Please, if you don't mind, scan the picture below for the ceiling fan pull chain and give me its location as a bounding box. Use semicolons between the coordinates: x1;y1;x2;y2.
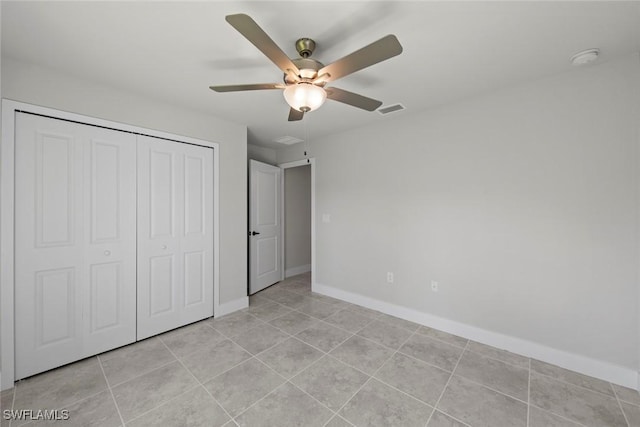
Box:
304;120;308;161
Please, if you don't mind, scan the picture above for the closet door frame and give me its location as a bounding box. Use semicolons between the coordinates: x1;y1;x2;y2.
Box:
0;99;220;390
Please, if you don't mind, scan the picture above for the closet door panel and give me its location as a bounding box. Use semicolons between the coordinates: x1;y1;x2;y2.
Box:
137;136;213;339
15;114;137;379
82;130;137;356
137;136;184;339
181;144;214;324
15;114;85;379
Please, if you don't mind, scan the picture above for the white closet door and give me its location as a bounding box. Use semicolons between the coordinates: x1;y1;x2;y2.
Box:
15;113;136;379
81;126;137;356
137;135;213;339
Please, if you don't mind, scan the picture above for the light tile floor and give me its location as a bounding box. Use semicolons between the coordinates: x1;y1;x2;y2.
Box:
2;272;639;426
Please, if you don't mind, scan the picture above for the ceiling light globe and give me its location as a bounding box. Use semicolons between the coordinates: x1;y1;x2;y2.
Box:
283;83;327;113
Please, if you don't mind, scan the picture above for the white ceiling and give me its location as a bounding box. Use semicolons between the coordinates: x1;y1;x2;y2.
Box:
3;1;640;149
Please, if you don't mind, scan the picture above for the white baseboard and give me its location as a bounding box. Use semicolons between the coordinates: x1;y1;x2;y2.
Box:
313;282;638;390
285;264;311;278
216;296;248;317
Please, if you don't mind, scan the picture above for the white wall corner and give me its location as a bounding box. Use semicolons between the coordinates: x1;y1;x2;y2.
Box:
285;264;311;279
313;282;639;390
216;296;249;317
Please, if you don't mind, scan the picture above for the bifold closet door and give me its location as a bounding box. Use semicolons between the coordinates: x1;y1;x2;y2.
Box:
137;135;214;339
15;113;137;380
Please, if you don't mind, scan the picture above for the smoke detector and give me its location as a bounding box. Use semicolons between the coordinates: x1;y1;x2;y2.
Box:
570;49;599;66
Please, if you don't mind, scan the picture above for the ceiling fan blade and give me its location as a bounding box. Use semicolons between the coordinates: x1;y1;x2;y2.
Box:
209;83;284;92
226;14;300;75
288;108;304;121
325;87;382;111
318;35;402;82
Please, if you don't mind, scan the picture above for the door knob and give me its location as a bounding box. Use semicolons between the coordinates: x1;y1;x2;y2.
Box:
104;250;111;256
251;231;260;236
161;245;167;250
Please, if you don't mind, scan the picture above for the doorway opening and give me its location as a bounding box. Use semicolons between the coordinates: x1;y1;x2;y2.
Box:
281;162;312;282
248;158;315;295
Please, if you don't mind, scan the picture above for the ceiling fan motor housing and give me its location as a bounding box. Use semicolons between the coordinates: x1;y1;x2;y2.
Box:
284;58;325;84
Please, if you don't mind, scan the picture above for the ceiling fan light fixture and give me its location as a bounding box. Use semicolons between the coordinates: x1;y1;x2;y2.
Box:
283;83;327;112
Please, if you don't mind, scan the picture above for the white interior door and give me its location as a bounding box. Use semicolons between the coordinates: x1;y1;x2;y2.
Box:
15;113;137;379
249;160;282;294
137;135;214;339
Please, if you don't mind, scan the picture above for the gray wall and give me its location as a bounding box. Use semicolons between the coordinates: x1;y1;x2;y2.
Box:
278;54;640;371
248;144;277;165
285;165;311;274
2;58;248;305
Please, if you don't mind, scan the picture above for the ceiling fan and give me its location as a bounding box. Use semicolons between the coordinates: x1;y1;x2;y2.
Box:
209;14;403;121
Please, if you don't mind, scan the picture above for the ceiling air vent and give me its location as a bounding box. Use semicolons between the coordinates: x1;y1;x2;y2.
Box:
273;135;304;145
378;103;405;115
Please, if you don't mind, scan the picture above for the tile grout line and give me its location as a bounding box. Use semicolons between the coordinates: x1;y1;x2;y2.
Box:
323;414;356;427
268;283;536;374
97;355;126;427
300;325;358;356
424;340;470;427
209;319;339;424
10;283;303;427
233;299;428;426
227;364;335;425
123;383;204;425
267;282;541;378
330;325;425;425
267;284;536;382
618;396;640;408
311;335;459;410
321;348;449;408
321;348;438;410
11;363;116;427
106;357;179;389
9;386;16;427
258;284;485;422
372;305;621;406
432;364;530;406
225;329;342;422
227;380;287;421
461;345;530;371
354;332;463;378
431;410;474;427
530;369;622;401
611;382;632;427
158;338;237;424
197;283;623;427
526;357;531;427
528;404;588;427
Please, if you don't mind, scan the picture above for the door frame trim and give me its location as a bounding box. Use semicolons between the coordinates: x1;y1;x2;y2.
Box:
0;99;220;390
278;158;315;287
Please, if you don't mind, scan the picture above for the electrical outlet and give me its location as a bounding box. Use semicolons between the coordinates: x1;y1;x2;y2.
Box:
431;280;439;292
387;272;394;284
